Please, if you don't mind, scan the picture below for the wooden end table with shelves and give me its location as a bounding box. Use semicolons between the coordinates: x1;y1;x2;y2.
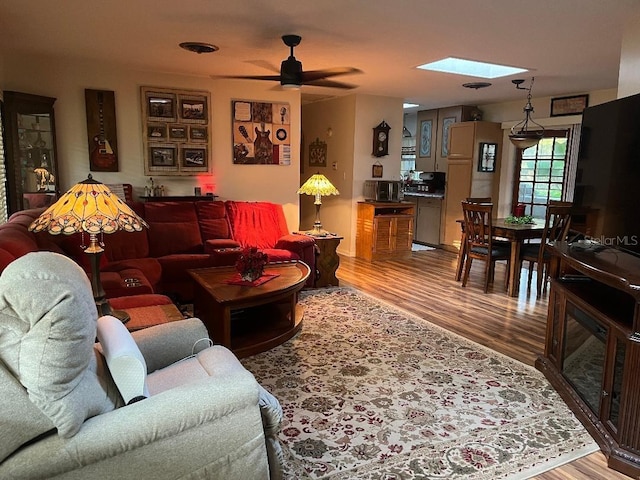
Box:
300;232;343;287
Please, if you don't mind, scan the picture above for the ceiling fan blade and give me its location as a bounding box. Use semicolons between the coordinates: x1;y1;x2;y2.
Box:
304;78;358;89
212;74;282;81
300;67;362;82
245;60;280;73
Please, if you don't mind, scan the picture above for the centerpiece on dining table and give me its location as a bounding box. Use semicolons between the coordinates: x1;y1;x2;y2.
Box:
505;203;534;224
235;246;268;282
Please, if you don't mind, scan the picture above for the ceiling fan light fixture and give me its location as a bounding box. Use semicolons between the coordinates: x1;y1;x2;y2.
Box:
280;56;303;88
179;42;219;54
509;77;544;149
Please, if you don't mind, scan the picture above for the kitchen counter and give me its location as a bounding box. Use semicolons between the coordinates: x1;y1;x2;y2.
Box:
403;192;445;199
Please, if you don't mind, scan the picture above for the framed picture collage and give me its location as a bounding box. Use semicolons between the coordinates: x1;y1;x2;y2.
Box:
141;86;211;176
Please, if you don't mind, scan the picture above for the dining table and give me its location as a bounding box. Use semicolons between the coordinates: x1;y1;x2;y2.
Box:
455;218;545;297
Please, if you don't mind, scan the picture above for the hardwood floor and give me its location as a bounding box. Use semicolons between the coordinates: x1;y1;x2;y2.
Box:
334;248;630;480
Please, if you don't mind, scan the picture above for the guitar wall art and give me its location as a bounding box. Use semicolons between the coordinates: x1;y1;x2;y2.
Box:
85;89;119;172
232;100;291;165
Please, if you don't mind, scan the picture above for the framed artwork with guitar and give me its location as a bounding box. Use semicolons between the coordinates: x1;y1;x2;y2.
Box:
85;89;119;172
232;100;291;165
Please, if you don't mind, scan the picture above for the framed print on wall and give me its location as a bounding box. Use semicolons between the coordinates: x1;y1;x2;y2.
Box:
419;119;432;158
232;100;291;165
85;89;119;172
441;117;456;158
147;124;168;141
141;86;211;175
168;124;187;140
149;144;178;171
478;142;497;172
308;138;327;167
180;145;208;172
550;94;589;117
189;126;208;142
179;94;208;123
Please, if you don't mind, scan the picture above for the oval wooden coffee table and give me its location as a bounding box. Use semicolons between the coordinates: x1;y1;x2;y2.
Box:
188;261;310;358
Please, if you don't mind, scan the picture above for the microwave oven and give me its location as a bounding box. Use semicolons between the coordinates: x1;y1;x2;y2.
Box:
363;180;403;202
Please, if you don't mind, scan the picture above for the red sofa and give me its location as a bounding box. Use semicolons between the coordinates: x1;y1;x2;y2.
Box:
0;200;316;302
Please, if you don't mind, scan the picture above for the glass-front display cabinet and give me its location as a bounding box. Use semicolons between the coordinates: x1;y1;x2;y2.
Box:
2;91;59;214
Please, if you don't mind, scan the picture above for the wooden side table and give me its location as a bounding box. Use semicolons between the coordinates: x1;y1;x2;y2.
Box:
306;233;343;287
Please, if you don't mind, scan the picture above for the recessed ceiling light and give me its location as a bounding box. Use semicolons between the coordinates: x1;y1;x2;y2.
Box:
179;42;219;54
417;57;527;79
403;103;419;109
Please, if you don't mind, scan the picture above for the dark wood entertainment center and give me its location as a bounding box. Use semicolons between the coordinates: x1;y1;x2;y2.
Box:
536;241;640;478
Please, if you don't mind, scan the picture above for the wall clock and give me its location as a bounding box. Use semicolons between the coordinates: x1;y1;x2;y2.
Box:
372;120;390;157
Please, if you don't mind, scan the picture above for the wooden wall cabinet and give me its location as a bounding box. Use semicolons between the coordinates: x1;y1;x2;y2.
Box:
536;242;640;479
415;109;438;172
356;202;414;261
441;121;502;248
436;105;477;171
415;106;476;173
2;91;60;214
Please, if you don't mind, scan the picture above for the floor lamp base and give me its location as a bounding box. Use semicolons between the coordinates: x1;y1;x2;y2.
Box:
96;298;131;324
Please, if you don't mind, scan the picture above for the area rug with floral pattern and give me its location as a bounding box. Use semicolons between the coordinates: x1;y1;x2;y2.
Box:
241;287;598;479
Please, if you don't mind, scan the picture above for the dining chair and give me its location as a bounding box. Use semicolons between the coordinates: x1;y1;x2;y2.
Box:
455;198;493;281
520;201;573;297
460;201;511;293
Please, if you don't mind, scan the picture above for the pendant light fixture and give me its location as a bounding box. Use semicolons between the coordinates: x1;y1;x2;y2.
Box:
509;77;544;149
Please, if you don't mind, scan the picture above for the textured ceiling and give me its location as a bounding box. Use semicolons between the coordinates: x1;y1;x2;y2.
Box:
1;0;639;109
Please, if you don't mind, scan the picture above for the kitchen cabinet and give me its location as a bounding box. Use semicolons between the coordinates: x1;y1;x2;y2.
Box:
436;105;477;172
536;242;640;478
356;202;414;261
415;109;438;172
2;91;60;214
415;105;476;173
404;196;419;241
442;121;502;249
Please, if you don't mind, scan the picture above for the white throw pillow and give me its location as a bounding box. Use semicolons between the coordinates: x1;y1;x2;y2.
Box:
97;315;149;404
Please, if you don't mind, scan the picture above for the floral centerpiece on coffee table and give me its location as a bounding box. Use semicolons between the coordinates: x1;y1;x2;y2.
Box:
235;246;268;282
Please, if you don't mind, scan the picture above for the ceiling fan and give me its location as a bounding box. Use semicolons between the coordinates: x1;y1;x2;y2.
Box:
222;35;362;89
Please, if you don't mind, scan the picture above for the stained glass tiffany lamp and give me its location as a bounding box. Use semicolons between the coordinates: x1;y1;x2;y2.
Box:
297;173;339;235
29;174;149;320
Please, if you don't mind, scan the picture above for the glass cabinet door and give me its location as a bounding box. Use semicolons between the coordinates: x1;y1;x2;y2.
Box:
561;300;607;416
2;91;59;214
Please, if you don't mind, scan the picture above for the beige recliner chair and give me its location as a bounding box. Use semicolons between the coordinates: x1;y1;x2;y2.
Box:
0;251;283;479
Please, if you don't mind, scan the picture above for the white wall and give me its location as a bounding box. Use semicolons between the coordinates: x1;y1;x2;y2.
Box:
301;95;356;243
301;93;403;256
350;95;404;254
1;53;302;229
619;12;640;98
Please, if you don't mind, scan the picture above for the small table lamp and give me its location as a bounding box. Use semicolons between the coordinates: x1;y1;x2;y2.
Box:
29;174;149;321
297;173;339;235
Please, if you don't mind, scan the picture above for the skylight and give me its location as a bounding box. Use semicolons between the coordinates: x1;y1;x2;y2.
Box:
417;57;528;79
